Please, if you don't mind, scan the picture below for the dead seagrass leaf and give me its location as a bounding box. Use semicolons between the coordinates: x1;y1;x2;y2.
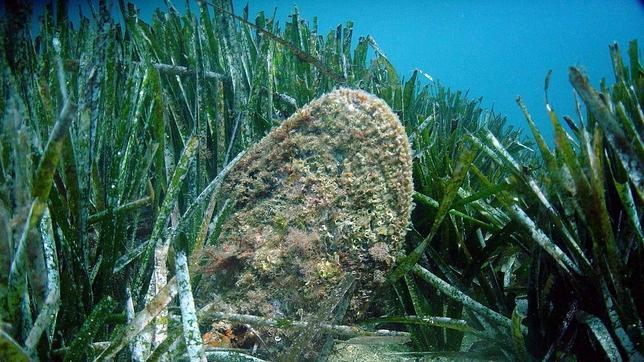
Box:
197;88;413;357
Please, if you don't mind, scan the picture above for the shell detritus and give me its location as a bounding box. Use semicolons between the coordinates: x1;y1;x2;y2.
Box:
197;88;413;357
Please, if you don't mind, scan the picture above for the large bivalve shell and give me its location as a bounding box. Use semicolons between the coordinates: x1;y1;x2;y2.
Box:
197;88;413;358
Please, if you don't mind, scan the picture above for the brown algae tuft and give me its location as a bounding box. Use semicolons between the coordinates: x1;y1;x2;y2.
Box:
197;88;413;355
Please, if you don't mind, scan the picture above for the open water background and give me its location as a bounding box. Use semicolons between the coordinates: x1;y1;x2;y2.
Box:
24;0;644;141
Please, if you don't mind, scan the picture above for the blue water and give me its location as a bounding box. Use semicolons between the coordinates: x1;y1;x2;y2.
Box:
26;0;643;141
236;0;643;141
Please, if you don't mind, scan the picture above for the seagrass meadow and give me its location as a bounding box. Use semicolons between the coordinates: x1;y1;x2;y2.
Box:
0;0;642;361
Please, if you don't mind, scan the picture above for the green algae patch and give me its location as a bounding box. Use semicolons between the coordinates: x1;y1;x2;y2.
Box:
197;88;413;356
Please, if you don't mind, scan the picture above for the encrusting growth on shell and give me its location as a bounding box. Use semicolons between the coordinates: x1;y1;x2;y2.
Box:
197;88;413;358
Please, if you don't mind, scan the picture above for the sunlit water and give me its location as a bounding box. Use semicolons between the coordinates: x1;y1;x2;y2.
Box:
26;0;644;141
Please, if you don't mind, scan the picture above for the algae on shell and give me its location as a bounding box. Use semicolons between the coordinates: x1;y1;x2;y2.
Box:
197;88;413;357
